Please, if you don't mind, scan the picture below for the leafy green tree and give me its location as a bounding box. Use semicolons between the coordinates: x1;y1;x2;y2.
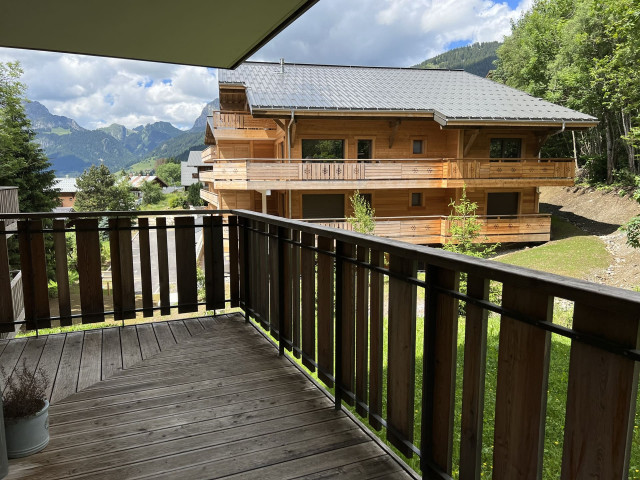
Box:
75;164;135;211
156;162;181;186
443;186;498;258
139;180;164;206
187;182;204;206
168;191;188;209
0;61;58;213
346;191;375;235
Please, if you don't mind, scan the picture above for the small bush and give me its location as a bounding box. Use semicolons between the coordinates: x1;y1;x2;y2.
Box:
2;360;49;418
168;192;189;209
624;216;640;249
347;191;375;235
47;280;58;299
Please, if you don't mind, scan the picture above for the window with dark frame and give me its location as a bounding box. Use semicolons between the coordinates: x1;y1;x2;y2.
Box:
411;192;422;207
412;139;423;155
357;140;372;160
490;138;522;159
301;139;344;159
360;193;372;208
486;192;520;216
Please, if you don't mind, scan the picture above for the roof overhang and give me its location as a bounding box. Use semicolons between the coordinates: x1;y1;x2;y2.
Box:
0;0;317;69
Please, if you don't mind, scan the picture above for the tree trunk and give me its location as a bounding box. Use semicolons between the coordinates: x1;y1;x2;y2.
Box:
620;111;635;173
604;113;615;184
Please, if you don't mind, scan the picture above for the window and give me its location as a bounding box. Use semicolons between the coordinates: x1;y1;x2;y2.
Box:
490;138;522;158
357;140;372;160
487;192;520;216
360;193;372;208
412;139;423;155
411;192;422;207
301;139;344;159
302;194;345;219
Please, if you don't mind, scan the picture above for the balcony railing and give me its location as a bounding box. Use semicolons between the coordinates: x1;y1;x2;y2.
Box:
0;186;19;232
201;145;217;163
212;111;278;130
0;209;638;478
200;188;219;208
199;157;575;189
304;214;551;244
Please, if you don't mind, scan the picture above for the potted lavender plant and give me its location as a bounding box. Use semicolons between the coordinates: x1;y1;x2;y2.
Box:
2;360;50;458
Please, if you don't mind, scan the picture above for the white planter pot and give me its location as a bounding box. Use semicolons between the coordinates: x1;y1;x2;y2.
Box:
5;401;49;459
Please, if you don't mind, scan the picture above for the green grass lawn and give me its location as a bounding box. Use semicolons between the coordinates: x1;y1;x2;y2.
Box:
496;217;611;278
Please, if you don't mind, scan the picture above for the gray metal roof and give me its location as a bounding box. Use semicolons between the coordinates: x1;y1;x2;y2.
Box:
219;62;597;125
53;177;78;193
186;150;205;166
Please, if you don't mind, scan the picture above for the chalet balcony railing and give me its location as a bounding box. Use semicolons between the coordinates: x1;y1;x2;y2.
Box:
201;145;217;163
212;111;278;130
199;188;219;208
304;213;551;244
0;186;19;232
199;157;575;189
0;209;639;478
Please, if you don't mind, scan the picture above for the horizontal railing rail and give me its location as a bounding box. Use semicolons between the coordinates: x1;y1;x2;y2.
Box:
200;157;575;187
1;207;638;478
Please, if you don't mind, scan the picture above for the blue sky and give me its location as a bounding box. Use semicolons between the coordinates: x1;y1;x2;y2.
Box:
0;0;532;130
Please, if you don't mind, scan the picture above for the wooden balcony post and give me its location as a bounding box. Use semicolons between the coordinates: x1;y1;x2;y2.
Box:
386;253;417;458
74;218;104;324
421;264;459;475
0;221;14;333
561;303;640;479
109;217;136;320
300;231;316;371
368;248;384;430
277;225;286;356
316;236;335;388
174;216;198;313
228;216;240;307
268;223;279;336
137;218;154;318
156;217;171;316
203;215;225;310
355;245;370;417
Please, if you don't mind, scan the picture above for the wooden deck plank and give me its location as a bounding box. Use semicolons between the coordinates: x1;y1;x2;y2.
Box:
168;320;191;343
77;329;102;392
101;327;122;380
136;324;160;359
151;322;176;350
37;334;66;401
50;332;84;403
0;338;28;390
183;317;205;336
13;336;46;375
294;455;406;479
120;326;143;369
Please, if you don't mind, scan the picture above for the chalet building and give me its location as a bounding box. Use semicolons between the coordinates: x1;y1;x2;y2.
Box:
53;176;78;208
128;174;168;199
200;62;598;244
180;150;212;189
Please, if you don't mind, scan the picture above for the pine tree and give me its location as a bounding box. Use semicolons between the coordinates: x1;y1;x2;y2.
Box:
0;62;58;213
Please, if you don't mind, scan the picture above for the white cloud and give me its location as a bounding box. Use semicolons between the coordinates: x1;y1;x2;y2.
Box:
0;48;218;130
0;1;532;131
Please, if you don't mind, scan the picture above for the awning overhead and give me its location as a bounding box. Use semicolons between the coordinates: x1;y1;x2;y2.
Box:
0;0;317;68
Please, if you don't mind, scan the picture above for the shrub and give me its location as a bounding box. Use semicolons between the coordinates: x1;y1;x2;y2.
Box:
47;280;58;299
2;360;49;418
347;191;375;235
169;192;189;209
624;216;640;249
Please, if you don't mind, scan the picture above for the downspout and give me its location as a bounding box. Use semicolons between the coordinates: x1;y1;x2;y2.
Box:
287;110;295;218
541;121;566;159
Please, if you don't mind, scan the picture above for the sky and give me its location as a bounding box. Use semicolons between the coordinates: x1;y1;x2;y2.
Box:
0;0;532;131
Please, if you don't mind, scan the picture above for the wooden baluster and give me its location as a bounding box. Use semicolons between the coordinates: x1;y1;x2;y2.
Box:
561;302;640;479
228;216;240;307
174;216;197;313
268;223;279;335
368;248;384;430
355;245;369;417
386;254;417;457
0;221;14;332
292;230;301;359
338;241;356;407
421;265;459;474
74;219;104;324
52;219;72;325
316;235;334;387
156;217;171;316
459;274;489;480
109;218;135;320
259;221;270;326
493;285;552;480
282;227;293;351
300;231;315;370
137;218;153;318
238;217;247;311
203;215;225;310
18;220;51;330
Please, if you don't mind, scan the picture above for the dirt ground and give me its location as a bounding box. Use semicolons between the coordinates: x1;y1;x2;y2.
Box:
540;186;640;290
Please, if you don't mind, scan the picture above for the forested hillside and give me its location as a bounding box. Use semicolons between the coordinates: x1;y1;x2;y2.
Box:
493;0;639;183
414;41;500;77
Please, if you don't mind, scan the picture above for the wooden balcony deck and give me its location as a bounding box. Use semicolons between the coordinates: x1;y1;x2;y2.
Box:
1;313;416;480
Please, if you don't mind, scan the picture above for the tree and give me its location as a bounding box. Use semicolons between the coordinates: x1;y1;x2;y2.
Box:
187;182;204;206
443;186;498;258
75;164;135;211
0;61;58;213
346;191;375;235
156;162;181;186
139;180;164;206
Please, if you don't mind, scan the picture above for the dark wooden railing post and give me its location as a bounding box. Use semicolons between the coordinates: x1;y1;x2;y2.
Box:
155;217;171;316
300;231;316;371
561;302;640;479
355;245;370;417
203;215;225;310
18;219;51;331
277;225;286;356
0;220;14;333
228;215;240;308
74;218;105;324
174;216;198;313
137;218;154;318
368;248;384;430
459;274;489;480
421;264;459;475
316;236;335;388
334;240;345;410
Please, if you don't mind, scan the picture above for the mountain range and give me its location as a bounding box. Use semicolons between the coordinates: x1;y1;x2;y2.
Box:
414;41;500;77
26;99;219;175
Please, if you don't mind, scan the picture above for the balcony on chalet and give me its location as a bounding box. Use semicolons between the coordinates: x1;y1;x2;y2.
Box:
209;111;279;142
0;209;638;479
199;157;576;190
